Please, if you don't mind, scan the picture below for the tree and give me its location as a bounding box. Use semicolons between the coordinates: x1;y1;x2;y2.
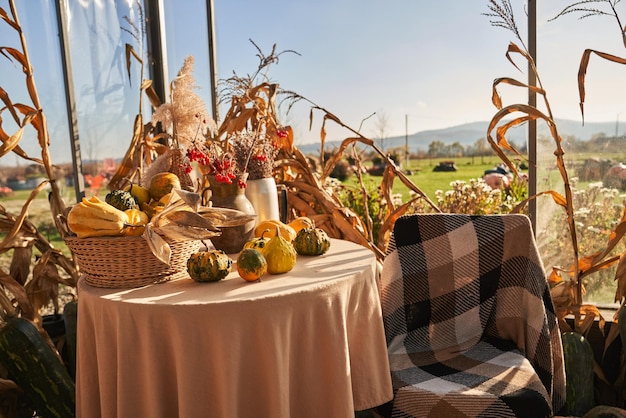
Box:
474;137;488;164
428;140;446;158
448;141;465;158
373;111;389;152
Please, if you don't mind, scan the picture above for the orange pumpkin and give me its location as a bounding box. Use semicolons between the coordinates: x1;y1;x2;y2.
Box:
237;249;267;282
148;172;181;201
288;216;314;233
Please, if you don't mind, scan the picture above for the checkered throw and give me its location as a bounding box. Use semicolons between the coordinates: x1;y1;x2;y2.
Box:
379;214;566;418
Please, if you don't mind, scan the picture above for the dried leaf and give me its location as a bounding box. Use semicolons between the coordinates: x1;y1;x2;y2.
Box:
9;246;32;286
0;270;35;321
173;189;202;212
577;49;626;119
491;77;545;110
163;210;219;230
0;181;49;251
614;254;626;303
287;192;317;217
547;268;564;286
0;6;20;31
198;207;256;227
143;224;172;265
377;196;423;251
26;255;61;315
603;322;621;357
0;124;24;158
0;46;27;71
153;224;219;241
505;42;531;73
381;165;396;213
124;43;142;81
109;114;144;190
511;190;567;213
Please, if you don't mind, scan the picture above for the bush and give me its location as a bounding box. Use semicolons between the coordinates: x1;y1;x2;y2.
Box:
410;178;524;215
538;180;626;304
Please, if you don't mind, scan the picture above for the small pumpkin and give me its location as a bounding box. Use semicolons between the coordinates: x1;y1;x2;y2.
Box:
149;172;181;201
123;208;149;236
288;216;314;233
263;225;297;274
237;248;267;282
243;229;271;251
187;250;232;282
293;227;331;256
254;220;296;242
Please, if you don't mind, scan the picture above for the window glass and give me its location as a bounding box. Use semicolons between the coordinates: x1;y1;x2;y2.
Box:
162;0;213;113
535;3;626;307
0;1;70;172
64;0;143;174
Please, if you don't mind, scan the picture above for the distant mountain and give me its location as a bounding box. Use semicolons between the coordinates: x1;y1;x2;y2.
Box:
296;119;619;155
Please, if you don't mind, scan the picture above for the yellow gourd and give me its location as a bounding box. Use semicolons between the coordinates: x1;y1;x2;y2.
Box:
254;220;296;241
263;226;297;274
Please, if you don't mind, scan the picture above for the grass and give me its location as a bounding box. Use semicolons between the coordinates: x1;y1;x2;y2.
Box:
345;156;506;201
0;190;74;263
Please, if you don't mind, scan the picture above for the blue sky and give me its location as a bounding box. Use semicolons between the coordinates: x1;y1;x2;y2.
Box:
208;1;626;144
1;1;626;165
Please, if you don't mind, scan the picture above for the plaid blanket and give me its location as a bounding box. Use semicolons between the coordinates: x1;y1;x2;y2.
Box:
379;214;566;418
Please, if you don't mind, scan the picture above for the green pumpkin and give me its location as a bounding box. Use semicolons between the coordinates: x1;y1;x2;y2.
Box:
187;250;232;282
562;331;595;416
293;227;331;256
243;229;271;251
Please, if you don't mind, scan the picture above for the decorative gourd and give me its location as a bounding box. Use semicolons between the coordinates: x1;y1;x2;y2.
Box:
128;183;150;204
254;219;296;242
105;189;138;211
67;196;129;238
237;249;268;282
187;250;232;282
293;227;331;256
562;331;595;416
288;216;314;233
263;226;297;274
243;229;271;251
0;316;75;418
123;208;149;236
148;172;181;201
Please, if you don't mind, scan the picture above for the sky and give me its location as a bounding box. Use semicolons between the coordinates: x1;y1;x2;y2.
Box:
208;0;626;144
1;0;626;165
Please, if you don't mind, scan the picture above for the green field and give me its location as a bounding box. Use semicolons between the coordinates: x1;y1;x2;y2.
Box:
344;156;506;202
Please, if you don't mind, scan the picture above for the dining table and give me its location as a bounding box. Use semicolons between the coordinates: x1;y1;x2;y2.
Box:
75;238;393;418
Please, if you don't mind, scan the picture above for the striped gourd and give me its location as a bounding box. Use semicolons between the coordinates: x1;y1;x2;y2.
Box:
0;317;75;418
562;331;595;416
187;250;232;282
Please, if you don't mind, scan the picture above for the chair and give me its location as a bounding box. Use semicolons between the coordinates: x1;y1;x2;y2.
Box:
378;214;566;418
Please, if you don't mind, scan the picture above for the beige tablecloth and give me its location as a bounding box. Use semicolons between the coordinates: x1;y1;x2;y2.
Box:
76;238;392;418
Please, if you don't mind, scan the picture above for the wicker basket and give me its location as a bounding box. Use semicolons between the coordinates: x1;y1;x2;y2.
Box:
64;235;202;289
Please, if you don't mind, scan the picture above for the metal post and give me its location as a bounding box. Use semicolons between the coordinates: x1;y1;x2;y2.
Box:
56;0;85;202
528;0;537;231
206;0;219;123
405;114;408;171
144;0;168;103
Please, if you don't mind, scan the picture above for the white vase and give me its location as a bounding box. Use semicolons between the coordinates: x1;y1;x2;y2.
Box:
245;177;280;224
